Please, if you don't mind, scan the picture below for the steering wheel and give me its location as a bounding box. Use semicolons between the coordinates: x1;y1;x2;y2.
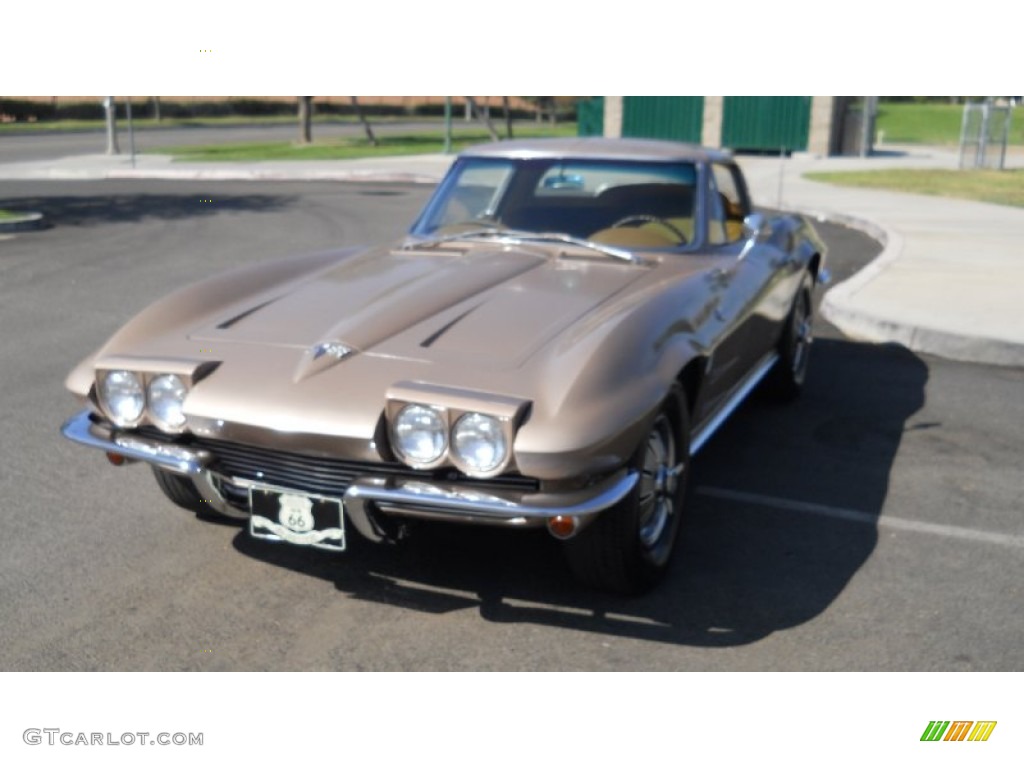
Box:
610;214;688;243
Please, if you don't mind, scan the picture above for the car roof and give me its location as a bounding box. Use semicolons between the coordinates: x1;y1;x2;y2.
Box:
458;137;734;164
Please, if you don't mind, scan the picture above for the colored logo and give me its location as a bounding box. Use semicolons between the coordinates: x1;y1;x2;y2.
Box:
921;721;997;742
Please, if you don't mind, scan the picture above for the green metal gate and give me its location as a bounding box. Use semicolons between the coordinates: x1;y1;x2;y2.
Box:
576;97;605;137
721;97;811;152
622;97;704;142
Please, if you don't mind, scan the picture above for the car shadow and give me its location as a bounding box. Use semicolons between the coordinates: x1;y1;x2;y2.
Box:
0;190;298;228
232;337;928;649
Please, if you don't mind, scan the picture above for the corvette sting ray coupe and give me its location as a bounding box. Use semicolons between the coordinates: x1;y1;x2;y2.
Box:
61;138;827;594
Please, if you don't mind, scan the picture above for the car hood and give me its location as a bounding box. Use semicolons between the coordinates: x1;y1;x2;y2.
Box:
189;243;655;371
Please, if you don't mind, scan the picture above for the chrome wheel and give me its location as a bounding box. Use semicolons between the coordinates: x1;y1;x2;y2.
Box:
791;294;813;385
637;414;684;552
563;393;690;594
767;275;814;401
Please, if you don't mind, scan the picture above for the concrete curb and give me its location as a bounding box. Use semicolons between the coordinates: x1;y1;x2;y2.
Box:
796;207;1024;368
0;211;46;232
104;169;443;184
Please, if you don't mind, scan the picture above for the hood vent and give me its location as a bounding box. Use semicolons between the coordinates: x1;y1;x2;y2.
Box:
216;296;282;330
419;304;482;348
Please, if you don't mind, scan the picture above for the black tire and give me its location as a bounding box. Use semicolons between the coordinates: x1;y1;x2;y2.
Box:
151;466;205;513
563;391;690;595
767;274;814;401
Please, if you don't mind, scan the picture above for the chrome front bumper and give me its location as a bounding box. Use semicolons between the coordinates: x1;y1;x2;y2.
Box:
61;409;635;539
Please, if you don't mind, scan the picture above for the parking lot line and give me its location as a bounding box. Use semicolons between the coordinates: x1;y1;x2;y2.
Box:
696;486;1024;549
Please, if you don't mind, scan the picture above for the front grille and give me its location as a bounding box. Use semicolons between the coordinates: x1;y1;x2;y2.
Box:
135;427;539;498
196;436;421;496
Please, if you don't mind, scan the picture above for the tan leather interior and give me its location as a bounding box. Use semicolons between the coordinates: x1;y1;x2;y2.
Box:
588;226;681;248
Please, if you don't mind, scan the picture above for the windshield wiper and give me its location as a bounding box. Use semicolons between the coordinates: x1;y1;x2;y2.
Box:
405;228;641;264
402;228;508;249
513;232;641;264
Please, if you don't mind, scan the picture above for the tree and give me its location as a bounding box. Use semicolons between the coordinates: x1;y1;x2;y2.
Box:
464;96;500;141
524;96;557;124
297;96;313;144
502;96;514;139
350;97;378;146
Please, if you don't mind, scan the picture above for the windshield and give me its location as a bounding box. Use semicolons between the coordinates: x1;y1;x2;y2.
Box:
410;157;700;249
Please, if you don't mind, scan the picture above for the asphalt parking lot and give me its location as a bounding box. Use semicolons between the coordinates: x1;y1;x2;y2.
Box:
1;179;1021;671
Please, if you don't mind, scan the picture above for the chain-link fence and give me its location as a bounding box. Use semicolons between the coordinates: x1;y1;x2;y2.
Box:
959;100;1013;169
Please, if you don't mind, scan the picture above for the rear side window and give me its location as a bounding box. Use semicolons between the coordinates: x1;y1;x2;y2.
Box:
709;163;749;244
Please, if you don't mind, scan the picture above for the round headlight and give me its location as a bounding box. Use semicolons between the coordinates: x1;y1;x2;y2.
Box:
452;412;508;474
147;374;188;430
393;404;447;465
100;370;144;426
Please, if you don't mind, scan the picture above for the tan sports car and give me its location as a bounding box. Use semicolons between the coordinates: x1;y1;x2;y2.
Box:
62;138;826;594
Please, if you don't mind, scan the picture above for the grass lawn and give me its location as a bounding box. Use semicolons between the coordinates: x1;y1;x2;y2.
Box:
805;168;1024;208
148;125;578;162
876;102;1023;147
0;209;23;219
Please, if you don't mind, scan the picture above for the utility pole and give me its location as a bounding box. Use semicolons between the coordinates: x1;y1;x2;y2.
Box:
126;99;136;168
103;97;120;155
859;96;877;158
443;97;452;154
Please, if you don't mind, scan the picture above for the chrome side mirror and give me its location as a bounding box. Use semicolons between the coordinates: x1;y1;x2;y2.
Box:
738;213;768;261
742;213;769;241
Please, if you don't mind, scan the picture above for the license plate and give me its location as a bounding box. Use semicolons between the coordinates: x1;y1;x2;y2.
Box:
248;485;345;552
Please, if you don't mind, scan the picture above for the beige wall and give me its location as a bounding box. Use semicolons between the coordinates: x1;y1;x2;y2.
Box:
603;96;623;138
808;96;836;156
701;96;724;147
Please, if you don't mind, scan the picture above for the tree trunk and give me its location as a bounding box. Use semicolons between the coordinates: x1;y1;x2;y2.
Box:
297;96;313;144
153;96;161;123
503;96;514;139
350;97;378;146
465;96;500;141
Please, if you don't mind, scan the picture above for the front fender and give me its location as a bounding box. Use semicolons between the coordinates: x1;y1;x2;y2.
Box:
513;274;711;480
65;246;370;398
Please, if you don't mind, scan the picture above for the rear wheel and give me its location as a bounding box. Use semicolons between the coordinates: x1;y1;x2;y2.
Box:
767;274;814;400
563;394;690;594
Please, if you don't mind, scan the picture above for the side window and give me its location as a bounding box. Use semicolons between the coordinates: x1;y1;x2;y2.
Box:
710;163;749;244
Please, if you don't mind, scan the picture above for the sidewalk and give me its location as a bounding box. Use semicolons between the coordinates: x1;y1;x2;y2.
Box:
1;144;1021;367
0;151;455;184
737;144;1024;367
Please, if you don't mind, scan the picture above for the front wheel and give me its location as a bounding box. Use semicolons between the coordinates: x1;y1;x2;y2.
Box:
563;393;690;594
152;466;204;512
151;467;241;523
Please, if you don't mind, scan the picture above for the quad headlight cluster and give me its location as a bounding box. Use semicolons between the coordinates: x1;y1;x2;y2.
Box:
390;403;514;478
97;370;190;432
